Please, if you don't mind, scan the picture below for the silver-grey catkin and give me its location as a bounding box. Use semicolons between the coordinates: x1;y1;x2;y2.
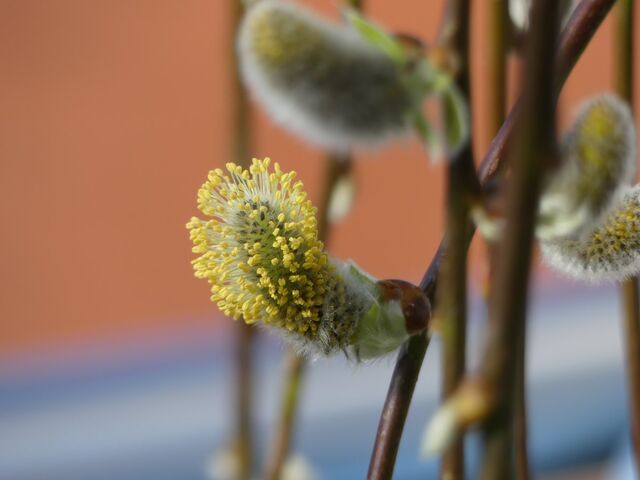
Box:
541;185;640;283
238;0;415;152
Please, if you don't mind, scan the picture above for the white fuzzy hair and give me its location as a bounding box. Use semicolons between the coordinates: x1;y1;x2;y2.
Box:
541;185;640;284
237;0;413;153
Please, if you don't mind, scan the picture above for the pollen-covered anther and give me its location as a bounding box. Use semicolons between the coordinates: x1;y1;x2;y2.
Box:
541;185;640;283
187;157;332;336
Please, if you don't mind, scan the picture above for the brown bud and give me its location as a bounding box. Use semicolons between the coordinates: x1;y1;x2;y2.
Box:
378;279;431;335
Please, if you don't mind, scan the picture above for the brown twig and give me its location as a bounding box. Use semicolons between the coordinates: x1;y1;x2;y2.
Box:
479;0;617;183
615;0;640;473
488;0;508;139
434;1;478;479
235;322;254;480
366;1;616;478
621;280;640;471
479;1;559;476
487;2;533;479
262;350;307;480
480;0;560;477
367;333;430;480
513;314;530;480
231;0;254;478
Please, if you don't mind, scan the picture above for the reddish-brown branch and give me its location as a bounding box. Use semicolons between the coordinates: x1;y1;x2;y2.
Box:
366;2;616;478
480;0;560;474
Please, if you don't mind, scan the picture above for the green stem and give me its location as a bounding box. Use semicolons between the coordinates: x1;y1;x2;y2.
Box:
615;0;640;473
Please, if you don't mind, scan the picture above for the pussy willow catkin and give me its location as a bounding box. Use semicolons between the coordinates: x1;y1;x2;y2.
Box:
237;0;416;152
537;94;636;240
187;158;429;359
541;185;640;283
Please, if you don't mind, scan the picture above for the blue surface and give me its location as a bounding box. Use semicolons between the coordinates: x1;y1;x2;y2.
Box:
0;284;635;479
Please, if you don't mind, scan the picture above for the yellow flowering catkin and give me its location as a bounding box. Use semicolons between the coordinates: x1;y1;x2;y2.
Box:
541;185;640;282
188;158;372;355
187;158;430;358
237;0;414;152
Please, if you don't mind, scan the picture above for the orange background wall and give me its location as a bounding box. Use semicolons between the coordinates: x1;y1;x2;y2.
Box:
0;0;632;353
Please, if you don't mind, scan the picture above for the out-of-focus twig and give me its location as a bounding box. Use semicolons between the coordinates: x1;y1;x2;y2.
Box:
479;0;618;182
434;1;478;479
615;0;640;474
480;1;560;478
231;0;254;478
487;2;532;479
235;322;254;480
366;2;616;478
488;0;508;139
513;316;529;480
262;350;307;480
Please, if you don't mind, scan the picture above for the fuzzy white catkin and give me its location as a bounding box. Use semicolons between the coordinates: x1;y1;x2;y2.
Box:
541;185;640;283
238;0;415;152
537;94;636;240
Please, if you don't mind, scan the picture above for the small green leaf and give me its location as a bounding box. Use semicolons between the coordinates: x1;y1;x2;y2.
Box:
441;86;470;153
415;59;452;94
413;110;443;161
347;262;378;290
345;10;406;64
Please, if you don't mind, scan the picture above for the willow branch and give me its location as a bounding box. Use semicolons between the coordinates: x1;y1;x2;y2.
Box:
366;1;616;478
513;313;530;480
488;0;508;138
479;0;617;182
434;1;478;478
234;322;254;480
480;0;560;477
367;333;430;480
615;0;640;473
487;2;532;479
262;350;307;480
231;1;254;478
